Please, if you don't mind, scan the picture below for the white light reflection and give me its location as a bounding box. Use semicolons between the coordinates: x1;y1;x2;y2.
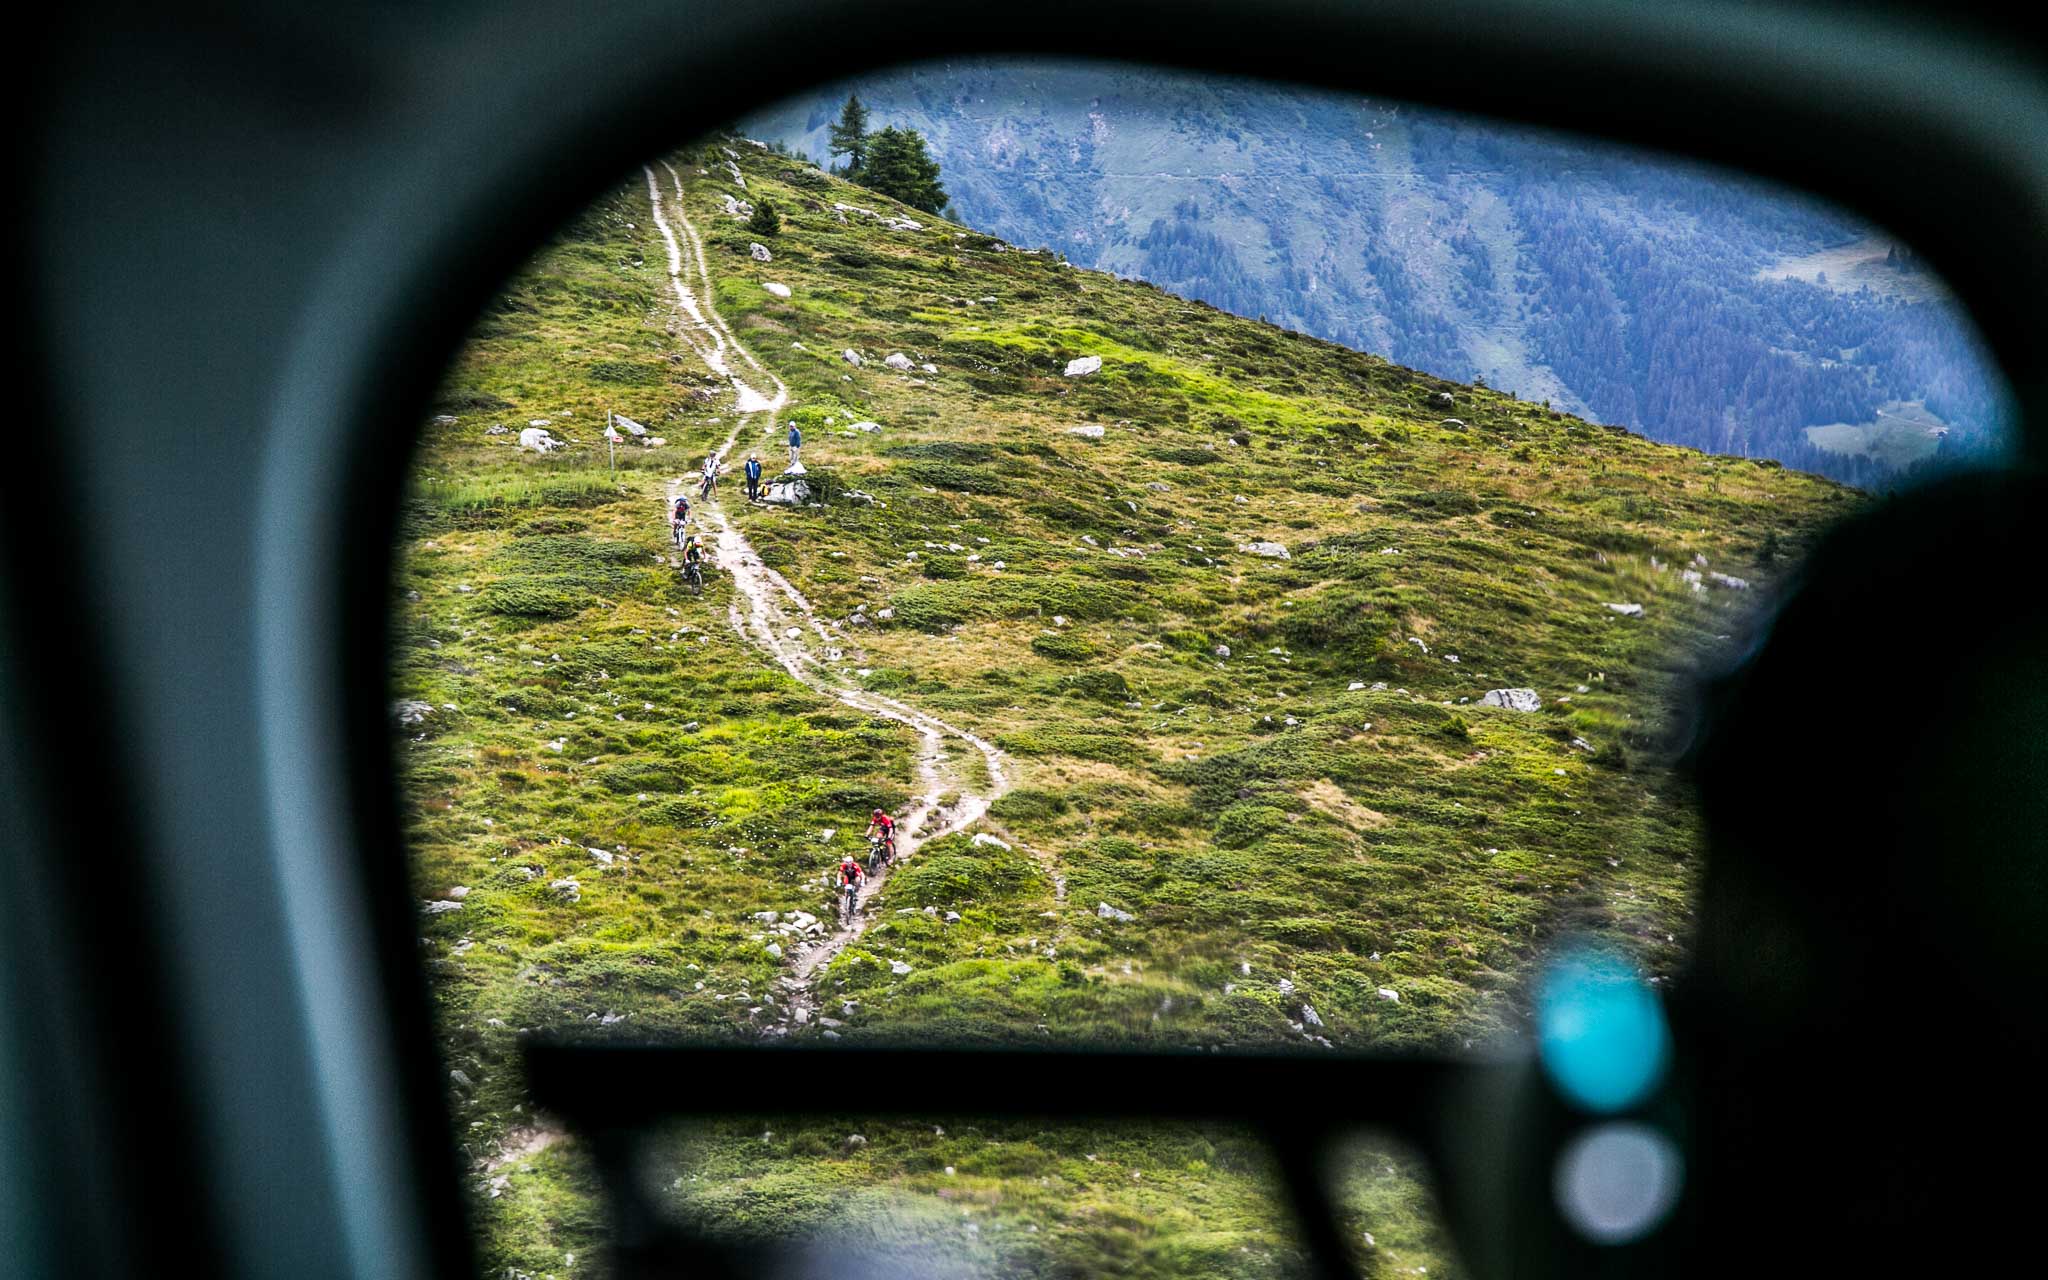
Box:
1553;1121;1682;1244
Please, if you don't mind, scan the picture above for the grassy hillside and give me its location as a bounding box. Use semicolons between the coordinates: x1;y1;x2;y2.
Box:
395;138;1850;1277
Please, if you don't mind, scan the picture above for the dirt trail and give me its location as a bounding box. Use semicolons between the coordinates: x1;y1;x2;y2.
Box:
644;161;1012;1031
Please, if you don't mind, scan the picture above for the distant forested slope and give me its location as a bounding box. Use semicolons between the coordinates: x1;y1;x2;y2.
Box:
743;60;2009;483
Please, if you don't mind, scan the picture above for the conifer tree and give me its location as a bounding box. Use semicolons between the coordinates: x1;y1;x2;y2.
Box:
746;199;781;237
860;126;948;215
828;94;870;177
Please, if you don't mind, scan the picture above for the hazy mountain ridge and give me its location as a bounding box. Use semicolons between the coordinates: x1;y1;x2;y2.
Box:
744;60;2007;483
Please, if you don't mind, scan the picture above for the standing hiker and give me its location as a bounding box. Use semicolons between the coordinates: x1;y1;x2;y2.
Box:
787;423;803;467
744;452;764;502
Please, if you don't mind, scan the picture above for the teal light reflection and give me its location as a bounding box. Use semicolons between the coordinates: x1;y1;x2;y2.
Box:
1536;947;1671;1113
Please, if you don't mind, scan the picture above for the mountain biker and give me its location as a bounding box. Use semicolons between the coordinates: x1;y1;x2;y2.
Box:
670;493;690;541
744;453;763;502
865;809;897;864
698;455;718;499
837;852;865;916
681;534;705;588
787;424;802;466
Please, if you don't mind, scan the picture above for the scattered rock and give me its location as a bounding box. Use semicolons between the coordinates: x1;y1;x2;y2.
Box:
764;941;783;960
1301;1004;1324;1028
393;699;434;727
1480;688;1542;712
762;281;791;298
1063;355;1103;377
884;352;914;370
1709;572;1751;590
1214;644;1231;658
518;427;561;453
1377;987;1401;1003
1067;424;1106;439
1605;602;1645;617
890;960;913;976
841;349;863;367
548;878;582;905
422;899;463;915
1239;541;1291;559
1096;902;1136;923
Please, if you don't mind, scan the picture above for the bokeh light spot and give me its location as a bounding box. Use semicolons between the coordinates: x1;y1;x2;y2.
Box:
1553;1122;1683;1244
1536;946;1671;1113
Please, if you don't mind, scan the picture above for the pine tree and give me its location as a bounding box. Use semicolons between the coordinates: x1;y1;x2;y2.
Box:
746;199;781;238
828;94;870;177
860;126;947;215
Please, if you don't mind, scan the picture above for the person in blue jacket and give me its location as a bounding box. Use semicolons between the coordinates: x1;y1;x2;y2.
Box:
744;452;764;502
787;424;802;466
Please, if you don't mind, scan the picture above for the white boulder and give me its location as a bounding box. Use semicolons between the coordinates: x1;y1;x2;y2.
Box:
1480;688;1543;712
1067;424;1105;439
763;282;791;298
749;243;772;262
884;352;914;371
393;699;434;726
518;427;560;453
1064;355;1103;377
1240;541;1292;559
841;349;863;367
1605;602;1645;617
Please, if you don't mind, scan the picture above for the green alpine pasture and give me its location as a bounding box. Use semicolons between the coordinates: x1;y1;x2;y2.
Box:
395;138;1850;1277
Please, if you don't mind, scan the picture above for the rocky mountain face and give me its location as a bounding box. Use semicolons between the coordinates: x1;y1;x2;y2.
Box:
743;60;2008;482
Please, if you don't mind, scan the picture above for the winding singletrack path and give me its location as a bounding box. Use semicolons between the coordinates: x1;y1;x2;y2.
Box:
644;160;1012;1028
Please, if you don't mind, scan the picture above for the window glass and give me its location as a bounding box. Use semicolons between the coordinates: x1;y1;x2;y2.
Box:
394;60;2008;1276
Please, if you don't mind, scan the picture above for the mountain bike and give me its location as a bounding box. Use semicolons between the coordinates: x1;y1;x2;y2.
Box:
682;558;703;595
671;517;688;550
699;469;716;500
840;879;860;924
865;836;890;877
